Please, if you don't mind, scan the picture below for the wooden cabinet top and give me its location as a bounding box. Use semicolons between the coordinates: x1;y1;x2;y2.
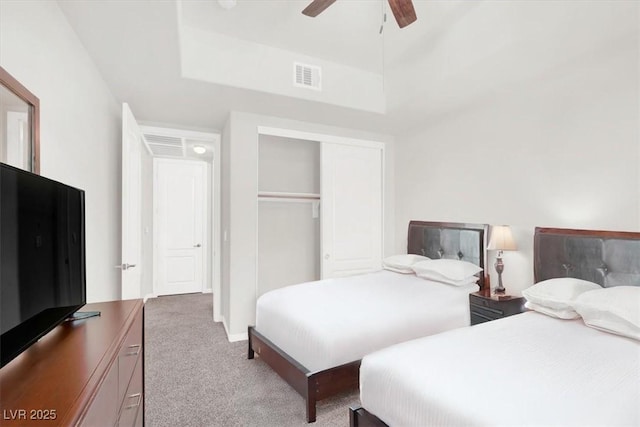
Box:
471;289;524;303
0;299;144;426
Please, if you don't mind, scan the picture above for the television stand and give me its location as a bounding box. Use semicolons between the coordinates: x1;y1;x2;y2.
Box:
0;299;144;426
66;310;101;321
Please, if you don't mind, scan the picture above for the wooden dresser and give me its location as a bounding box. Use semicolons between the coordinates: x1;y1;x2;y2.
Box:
0;299;144;426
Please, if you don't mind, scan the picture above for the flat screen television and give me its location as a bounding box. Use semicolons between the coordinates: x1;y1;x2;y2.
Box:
1;163;86;368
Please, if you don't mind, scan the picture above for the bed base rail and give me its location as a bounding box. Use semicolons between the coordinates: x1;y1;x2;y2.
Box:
349;407;389;427
248;326;360;423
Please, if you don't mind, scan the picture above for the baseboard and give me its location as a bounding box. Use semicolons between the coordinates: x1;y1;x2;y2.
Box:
202;288;213;294
143;293;157;303
221;317;248;342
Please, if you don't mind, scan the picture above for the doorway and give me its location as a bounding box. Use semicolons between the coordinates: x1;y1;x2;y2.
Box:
121;111;221;316
153;158;207;296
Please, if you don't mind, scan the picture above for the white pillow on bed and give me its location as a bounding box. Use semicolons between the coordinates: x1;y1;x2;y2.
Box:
411;259;482;281
524;301;581;320
414;270;479;287
573;286;640;341
382;254;430;274
522;278;601;319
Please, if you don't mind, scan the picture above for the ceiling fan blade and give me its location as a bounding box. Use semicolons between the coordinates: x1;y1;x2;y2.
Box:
387;0;417;28
302;0;337;17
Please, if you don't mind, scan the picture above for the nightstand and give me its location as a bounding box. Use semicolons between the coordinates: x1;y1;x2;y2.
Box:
469;289;525;325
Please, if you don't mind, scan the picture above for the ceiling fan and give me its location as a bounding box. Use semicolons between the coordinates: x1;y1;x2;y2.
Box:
302;0;417;29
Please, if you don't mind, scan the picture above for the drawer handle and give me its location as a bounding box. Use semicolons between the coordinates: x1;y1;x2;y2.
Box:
469;303;503;315
125;344;141;356
125;393;142;409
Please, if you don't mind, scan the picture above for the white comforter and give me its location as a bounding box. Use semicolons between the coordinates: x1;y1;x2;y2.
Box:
360;311;640;427
255;270;477;372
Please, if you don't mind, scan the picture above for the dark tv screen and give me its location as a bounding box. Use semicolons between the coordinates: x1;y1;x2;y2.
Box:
1;163;86;368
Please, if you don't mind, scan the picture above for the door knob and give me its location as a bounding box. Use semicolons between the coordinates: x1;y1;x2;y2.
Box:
194;244;201;248
324;254;330;260
115;263;136;270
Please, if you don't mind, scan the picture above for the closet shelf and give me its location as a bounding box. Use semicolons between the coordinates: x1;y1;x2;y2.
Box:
257;191;320;200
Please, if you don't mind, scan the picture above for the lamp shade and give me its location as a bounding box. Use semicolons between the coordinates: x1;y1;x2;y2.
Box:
488;225;517;251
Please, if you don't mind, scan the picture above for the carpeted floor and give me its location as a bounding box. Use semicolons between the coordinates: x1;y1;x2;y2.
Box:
144;293;359;427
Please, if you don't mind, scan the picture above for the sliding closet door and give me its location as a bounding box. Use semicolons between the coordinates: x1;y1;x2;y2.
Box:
321;142;383;278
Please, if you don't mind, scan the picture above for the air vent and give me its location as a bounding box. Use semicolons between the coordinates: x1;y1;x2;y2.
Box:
146;144;184;157
144;134;182;146
143;132;185;157
294;62;321;91
140;126;220;159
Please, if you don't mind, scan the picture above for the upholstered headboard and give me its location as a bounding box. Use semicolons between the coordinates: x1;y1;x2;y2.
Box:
534;227;640;287
407;221;489;290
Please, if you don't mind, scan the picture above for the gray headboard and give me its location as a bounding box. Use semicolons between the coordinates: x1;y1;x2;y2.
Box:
407;221;489;290
534;227;640;287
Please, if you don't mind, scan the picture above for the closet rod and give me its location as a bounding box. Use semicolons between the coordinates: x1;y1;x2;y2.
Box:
258;197;319;204
257;191;320;200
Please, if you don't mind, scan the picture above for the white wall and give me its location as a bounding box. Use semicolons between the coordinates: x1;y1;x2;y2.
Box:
393;1;639;295
179;25;385;114
0;1;122;302
221;112;394;339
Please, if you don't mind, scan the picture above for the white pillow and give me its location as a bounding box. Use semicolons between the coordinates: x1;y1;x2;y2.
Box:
522;278;601;318
411;259;483;281
382;254;430;274
417;272;479;287
573;286;640;341
524;301;581;320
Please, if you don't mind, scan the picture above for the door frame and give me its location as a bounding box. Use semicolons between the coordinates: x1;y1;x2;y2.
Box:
211;138;222;321
153;157;209;297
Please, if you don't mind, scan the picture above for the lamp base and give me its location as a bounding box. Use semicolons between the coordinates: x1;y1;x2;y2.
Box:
494;255;506;294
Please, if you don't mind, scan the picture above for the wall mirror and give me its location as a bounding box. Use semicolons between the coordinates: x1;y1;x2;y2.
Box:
0;66;40;174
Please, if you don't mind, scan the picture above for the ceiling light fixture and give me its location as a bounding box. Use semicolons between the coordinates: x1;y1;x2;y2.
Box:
217;0;237;10
193;145;207;154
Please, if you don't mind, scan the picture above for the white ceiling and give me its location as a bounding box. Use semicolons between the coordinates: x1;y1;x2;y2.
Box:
56;0;456;135
181;0;385;73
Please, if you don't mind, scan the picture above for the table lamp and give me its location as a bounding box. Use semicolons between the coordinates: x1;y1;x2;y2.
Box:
487;225;517;294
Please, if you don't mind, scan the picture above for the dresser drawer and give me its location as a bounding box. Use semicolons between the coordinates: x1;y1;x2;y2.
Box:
470;301;504;316
470;311;496;325
117;355;143;427
118;308;143;405
469;294;506;310
80;362;119;427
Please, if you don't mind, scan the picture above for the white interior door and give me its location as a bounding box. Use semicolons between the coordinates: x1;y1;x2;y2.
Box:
321;142;383;278
121;103;143;299
154;159;206;296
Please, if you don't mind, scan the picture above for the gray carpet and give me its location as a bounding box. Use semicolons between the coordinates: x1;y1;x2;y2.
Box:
144;293;359;427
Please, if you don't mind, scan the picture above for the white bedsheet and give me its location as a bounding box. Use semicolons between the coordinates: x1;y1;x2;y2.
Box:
255;270;477;372
360;311;640;427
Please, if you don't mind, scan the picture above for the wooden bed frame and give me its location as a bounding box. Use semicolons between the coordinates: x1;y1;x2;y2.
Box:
349;406;389;427
248;220;489;423
349;226;640;427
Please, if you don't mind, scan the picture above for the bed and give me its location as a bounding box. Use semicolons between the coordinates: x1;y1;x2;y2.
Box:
248;221;489;422
351;227;640;427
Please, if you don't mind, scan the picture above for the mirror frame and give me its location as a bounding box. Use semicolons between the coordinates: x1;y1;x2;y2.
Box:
0;66;40;174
